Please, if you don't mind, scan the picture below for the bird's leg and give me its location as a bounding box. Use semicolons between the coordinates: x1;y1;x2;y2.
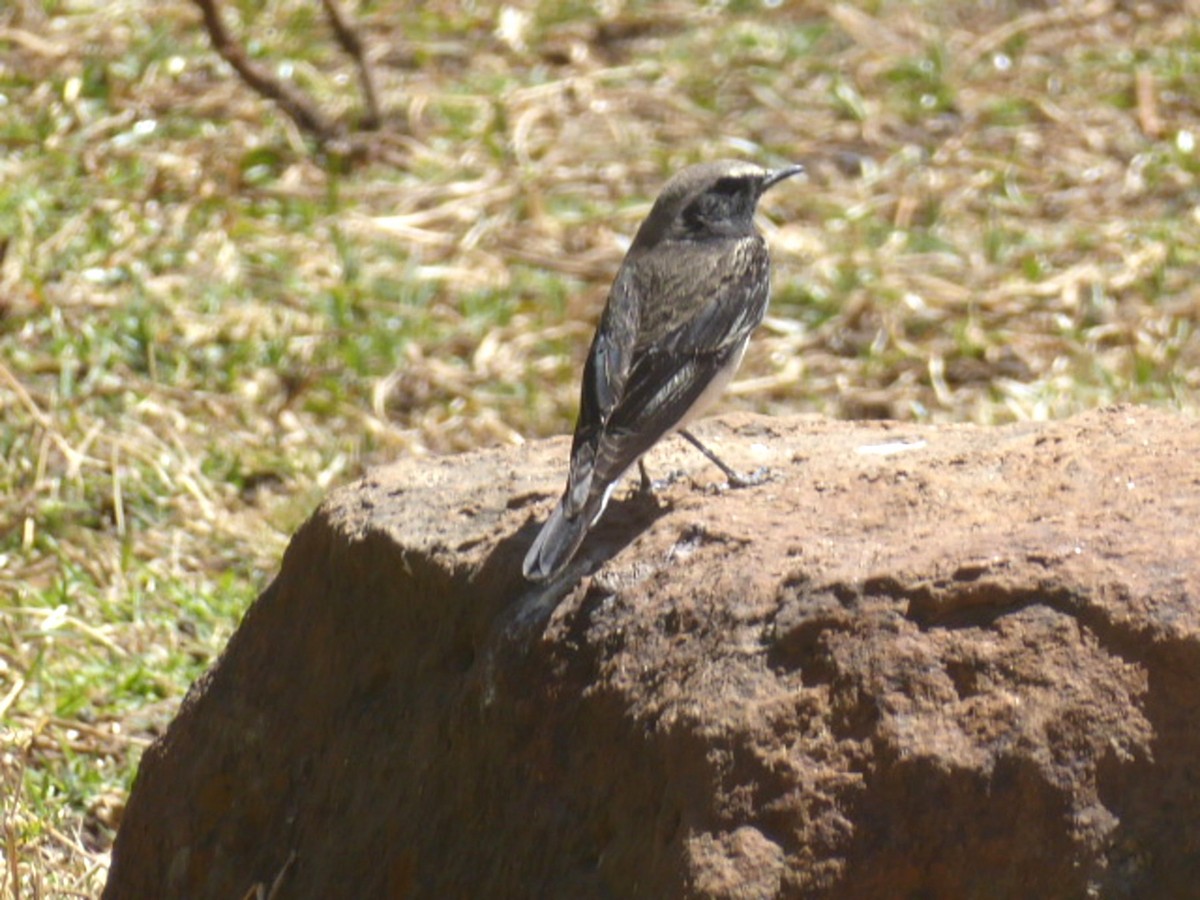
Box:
678;429;769;488
635;458;685;495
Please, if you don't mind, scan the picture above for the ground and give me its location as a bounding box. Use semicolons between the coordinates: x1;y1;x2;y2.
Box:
0;0;1197;892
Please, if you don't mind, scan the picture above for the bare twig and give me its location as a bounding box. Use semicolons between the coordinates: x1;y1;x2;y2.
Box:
191;0;341;144
320;0;381;130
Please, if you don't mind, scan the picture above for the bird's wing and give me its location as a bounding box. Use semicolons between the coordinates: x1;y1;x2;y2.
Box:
561;266;641;516
581;236;771;496
648;239;771;358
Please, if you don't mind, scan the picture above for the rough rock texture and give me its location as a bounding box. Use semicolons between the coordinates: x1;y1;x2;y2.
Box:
104;406;1200;899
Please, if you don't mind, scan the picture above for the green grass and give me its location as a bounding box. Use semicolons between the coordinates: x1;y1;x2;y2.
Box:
2;0;1199;892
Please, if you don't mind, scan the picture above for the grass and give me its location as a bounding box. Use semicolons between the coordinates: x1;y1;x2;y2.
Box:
1;0;1198;892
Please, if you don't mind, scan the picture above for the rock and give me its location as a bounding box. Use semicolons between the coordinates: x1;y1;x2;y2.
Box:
103;406;1200;899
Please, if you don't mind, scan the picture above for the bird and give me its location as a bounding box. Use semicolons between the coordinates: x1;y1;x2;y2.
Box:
522;159;804;583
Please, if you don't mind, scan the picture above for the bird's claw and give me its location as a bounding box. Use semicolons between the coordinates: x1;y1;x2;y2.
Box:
636;466;686;496
653;470;688;492
725;466;772;490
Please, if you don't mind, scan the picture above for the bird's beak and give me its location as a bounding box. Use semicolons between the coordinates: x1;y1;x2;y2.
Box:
761;164;805;192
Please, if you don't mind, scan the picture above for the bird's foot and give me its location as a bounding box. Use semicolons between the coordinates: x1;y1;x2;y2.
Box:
653;470;689;492
679;429;770;491
636;459;686;496
725;466;772;489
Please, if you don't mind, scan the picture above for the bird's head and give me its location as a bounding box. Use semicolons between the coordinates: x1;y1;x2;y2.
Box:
631;159;804;250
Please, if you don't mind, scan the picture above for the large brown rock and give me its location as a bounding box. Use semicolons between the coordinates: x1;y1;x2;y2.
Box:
104;406;1200;899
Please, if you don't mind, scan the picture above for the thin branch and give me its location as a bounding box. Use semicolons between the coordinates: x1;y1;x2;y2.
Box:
320;0;381;130
191;0;340;144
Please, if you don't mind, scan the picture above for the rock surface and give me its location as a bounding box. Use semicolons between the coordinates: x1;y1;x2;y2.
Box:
104;406;1200;899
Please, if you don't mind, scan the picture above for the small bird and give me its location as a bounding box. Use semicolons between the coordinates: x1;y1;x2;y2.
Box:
522;159;804;582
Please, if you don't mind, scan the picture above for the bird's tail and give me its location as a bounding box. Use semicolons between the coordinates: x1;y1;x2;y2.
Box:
522;493;602;582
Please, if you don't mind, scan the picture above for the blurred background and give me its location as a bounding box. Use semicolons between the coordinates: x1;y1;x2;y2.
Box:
1;0;1197;891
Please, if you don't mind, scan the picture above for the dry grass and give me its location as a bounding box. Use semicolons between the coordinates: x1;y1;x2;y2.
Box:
1;0;1198;892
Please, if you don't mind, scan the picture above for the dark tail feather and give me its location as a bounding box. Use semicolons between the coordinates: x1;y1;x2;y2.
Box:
522;495;599;582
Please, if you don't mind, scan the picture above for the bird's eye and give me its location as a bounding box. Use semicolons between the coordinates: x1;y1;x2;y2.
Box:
711;177;743;196
679;176;752;235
